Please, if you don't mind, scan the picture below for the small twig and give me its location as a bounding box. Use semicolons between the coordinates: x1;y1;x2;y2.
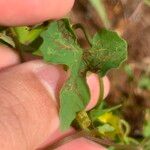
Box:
38;130;113;150
39;130;139;150
37;131;87;150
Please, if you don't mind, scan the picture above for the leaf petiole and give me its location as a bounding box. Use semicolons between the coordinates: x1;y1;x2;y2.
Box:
72;23;92;47
95;77;104;107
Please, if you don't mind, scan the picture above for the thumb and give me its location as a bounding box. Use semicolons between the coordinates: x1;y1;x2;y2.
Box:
0;60;63;150
0;60;108;149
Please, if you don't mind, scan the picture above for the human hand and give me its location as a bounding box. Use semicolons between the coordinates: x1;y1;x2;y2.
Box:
0;1;110;149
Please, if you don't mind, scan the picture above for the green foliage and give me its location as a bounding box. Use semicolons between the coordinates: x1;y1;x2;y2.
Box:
38;19;90;130
124;64;134;78
143;121;150;137
37;19;127;130
143;110;150;137
138;76;150;90
87;29;127;77
12;26;45;45
88;101;131;145
90;101;122;121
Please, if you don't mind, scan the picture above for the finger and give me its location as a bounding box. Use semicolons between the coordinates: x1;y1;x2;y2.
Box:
0;60;66;149
0;45;20;70
0;60;108;149
86;74;110;110
0;0;75;26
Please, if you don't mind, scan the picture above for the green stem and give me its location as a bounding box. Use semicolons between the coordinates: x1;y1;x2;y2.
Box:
40;130;113;150
41;130;138;150
99;77;104;101
96;77;104;107
9;27;25;62
72;23;92;47
120;119;130;137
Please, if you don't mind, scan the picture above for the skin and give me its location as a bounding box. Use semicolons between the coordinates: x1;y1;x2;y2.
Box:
0;0;110;149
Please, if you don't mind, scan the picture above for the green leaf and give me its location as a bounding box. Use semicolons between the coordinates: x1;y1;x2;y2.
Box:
39;19;90;130
60;76;90;130
13;25;45;45
39;19;82;72
86;29;127;77
37;19;127;131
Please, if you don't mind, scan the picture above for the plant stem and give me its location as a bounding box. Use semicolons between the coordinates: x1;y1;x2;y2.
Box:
95;77;104;107
99;77;104;101
39;130;113;150
39;130;138;150
72;23;92;47
120;119;130;137
9;27;25;62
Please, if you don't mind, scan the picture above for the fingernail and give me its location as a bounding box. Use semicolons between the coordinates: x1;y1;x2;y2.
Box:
34;62;67;102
